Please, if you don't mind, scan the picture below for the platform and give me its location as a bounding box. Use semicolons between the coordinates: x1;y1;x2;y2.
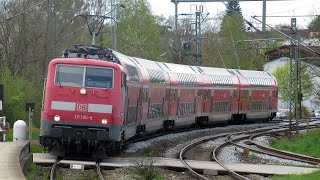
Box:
33;153;320;176
0;141;30;180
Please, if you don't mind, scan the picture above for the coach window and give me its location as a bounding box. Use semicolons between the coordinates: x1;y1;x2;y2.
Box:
143;88;149;102
85;67;113;88
55;65;84;87
171;89;177;101
197;90;202;101
205;90;210;101
273;90;278;98
165;89;170;101
241;90;248;100
122;72;127;87
233;90;238;100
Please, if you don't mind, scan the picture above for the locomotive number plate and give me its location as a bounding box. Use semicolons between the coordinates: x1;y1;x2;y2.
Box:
76;103;88;112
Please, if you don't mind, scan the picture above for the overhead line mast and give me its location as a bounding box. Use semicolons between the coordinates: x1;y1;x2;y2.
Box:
171;0;269;65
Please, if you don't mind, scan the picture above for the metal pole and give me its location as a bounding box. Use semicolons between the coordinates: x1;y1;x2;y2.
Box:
92;30;96;45
262;0;266;31
2;116;5;141
29;106;32;140
53;2;57;57
48;0;57;59
296;28;300;134
195;7;202;66
174;2;179;52
111;0;117;50
289;18;297;136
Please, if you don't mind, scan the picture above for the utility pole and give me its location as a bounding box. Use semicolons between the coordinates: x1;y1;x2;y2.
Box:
262;0;266;31
195;6;202;66
172;0;270;64
111;0;117;50
288;18;300;135
174;1;179;52
171;0;269;33
48;0;57;59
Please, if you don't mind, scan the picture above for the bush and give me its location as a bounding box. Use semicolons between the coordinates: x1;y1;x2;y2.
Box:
132;159;164;180
0;69;43;127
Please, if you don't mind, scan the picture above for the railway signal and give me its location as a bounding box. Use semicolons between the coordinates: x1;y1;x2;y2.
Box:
26;103;35;140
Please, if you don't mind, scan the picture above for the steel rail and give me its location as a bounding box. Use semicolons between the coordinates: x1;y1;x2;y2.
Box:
179;125;283;180
50;158;60;180
96;161;105;180
227;124;320;165
211;125;290;180
249;124;320;165
179;134;229;180
212;133;251;180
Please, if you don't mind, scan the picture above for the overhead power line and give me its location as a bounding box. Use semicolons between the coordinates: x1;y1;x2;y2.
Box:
6;0;47;21
253;15;320;18
251;16;320;57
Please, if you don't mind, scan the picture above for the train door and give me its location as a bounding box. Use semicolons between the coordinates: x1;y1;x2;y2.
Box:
271;89;278;111
203;90;211;114
139;88;149;124
163;89;170;117
121;73;128;131
169;89;178;117
196;90;203;114
232;89;239;113
239;90;249;111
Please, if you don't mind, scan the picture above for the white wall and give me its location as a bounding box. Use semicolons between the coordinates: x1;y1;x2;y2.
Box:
263;57;320;111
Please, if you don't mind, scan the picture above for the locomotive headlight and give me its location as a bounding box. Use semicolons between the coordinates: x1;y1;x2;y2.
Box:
101;118;108;125
80;88;86;95
54;115;60;122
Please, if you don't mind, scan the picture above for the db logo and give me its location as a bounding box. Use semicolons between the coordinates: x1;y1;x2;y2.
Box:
76;103;87;112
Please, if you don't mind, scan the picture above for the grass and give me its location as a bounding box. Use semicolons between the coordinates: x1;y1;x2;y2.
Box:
132;160;164;180
270;129;320;158
271;129;320;180
4;125;40;141
31;144;43;153
273;170;320;180
25;163;50;180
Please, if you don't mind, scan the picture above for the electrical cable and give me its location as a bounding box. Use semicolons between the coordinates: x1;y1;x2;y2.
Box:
6;0;47;21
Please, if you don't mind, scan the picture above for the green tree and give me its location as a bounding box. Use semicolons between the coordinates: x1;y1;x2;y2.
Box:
106;0;165;61
226;1;242;17
218;12;259;69
272;62;313;101
308;16;320;32
0;69;42;127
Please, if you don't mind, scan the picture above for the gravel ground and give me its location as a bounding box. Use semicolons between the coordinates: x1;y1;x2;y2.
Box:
122;123;275;158
34;122;318;180
113;123;277;180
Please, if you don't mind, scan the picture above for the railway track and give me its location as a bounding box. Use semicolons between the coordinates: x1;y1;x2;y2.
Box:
49;158;105;180
179;125;282;180
49;159;60;180
179;121;320;180
227;125;320;165
43;120;320;180
123;119;282;148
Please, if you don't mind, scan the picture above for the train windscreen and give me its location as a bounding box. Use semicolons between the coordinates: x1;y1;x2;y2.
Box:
55;65;113;88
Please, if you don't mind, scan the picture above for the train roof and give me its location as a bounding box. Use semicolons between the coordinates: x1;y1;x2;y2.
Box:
232;69;273;79
60;45;277;87
231;69;277;87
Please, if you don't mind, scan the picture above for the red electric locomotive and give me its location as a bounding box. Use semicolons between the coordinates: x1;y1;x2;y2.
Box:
40;45;278;157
